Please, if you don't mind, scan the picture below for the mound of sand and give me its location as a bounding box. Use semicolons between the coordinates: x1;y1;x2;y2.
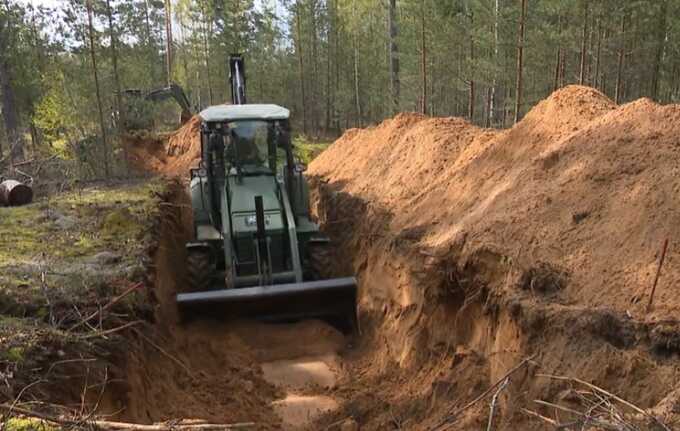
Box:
308;85;680;429
124;116;202;176
310;85;680;318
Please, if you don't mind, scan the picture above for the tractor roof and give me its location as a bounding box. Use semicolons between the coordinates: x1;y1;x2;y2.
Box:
199;104;290;122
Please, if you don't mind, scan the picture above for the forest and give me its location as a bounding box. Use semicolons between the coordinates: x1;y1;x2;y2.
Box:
4;1;680;430
1;0;679;177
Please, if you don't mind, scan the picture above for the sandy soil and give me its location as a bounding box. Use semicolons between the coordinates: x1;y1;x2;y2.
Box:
112;85;680;430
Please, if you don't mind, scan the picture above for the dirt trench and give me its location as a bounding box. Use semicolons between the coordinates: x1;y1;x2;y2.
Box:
112;88;680;430
305;178;680;430
96;183;353;430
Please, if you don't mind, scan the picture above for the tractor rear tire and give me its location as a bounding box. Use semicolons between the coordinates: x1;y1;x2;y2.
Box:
186;248;212;293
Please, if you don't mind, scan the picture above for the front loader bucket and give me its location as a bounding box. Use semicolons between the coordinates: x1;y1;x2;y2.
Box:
177;277;358;333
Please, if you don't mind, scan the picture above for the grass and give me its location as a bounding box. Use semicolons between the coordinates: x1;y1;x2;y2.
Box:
0;180;161;265
2;418;57;431
0;179;167;421
293;135;332;165
0;179;164;323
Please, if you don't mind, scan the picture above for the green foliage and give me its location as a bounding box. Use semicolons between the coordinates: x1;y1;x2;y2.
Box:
4;346;25;362
3;0;680;167
2;417;56;431
293;135;331;164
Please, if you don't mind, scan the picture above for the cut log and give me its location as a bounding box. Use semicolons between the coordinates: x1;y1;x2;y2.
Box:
0;179;33;206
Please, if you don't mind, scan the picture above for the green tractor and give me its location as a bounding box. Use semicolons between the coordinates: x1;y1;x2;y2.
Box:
176;55;358;331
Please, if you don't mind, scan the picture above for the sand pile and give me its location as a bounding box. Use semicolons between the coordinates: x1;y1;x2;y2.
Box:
124;116;202;176
310;85;680;319
309;86;680;429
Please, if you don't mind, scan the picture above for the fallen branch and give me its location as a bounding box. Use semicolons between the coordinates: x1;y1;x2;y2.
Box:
78;320;144;340
533;399;584;416
432;354;536;430
11;158;36;167
90;419;256;430
486;377;509;431
537;374;670;431
520;408;558;426
132;327;195;379
68;282;143;332
0;404;255;430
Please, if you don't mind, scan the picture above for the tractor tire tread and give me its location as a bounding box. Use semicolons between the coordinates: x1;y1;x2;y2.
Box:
186;249;212;293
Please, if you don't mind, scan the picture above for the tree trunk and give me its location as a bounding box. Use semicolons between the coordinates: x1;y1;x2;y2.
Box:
514;0;527;124
334;3;340;131
164;0;173;85
468;12;475;121
615;13;626;104
553;12;562;92
310;0;320;131
294;2;307;134
325;0;333;132
594;16;602;90
420;0;427;115
86;0;110;178
353;40;362;125
200;3;213;105
143;0;154;84
0;58;23;164
559;46;566;87
388;0;400;115
490;0;500;125
651;0;668;100
0;11;23;164
484;86;491;127
105;0;124;133
579;0;588;85
553;47;561;92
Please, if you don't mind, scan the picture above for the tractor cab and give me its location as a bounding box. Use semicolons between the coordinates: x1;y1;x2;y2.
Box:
198;104;296;177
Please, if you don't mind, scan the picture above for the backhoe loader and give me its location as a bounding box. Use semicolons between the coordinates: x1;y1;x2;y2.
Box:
176;55;358;332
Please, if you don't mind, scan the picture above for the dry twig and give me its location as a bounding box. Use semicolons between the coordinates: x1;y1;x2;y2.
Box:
132;327;195;378
536;373;669;430
486;377;509;431
78;320;144;340
527;374;669;431
68;282;143;332
431;354;536;430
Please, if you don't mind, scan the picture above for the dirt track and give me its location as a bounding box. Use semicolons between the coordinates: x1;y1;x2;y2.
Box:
118;85;680;430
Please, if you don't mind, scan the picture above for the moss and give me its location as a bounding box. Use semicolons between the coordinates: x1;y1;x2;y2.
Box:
0;181;161;263
101;207;139;239
3;417;56;431
0;179;165;324
4;346;25;362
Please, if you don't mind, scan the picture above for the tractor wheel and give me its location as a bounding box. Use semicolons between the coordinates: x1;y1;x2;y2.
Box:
186;248;213;293
307;244;333;281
